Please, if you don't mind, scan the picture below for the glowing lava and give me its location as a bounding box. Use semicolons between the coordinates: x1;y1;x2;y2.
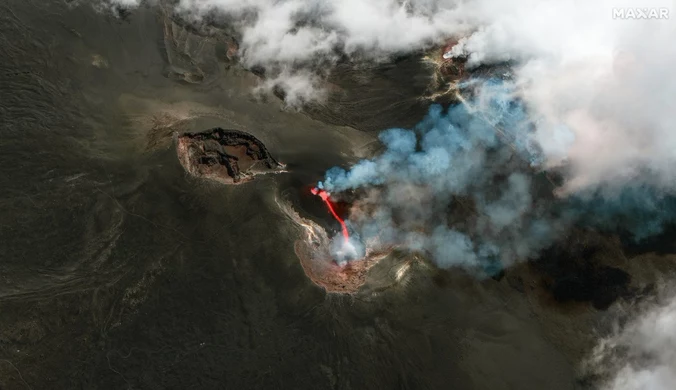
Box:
311;187;350;244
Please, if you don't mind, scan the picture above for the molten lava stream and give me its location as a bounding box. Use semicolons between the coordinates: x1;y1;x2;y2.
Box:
311;187;350;244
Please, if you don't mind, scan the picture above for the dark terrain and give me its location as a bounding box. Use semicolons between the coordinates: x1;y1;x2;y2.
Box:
0;1;674;390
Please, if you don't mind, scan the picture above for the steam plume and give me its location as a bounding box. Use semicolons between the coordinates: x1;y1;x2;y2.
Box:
106;0;676;193
318;81;563;272
96;0;676;385
588;290;676;390
103;0;676;266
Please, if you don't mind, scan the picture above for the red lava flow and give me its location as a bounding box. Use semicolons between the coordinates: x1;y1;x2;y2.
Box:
277;194;393;294
311;187;350;244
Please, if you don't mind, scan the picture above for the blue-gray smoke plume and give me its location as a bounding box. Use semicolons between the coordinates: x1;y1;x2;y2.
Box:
317;79;676;275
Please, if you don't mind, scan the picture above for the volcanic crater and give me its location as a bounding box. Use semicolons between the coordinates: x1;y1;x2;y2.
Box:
176;127;286;184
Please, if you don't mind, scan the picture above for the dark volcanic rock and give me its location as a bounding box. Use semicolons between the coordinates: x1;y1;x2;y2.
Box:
549;263;630;310
534;233;633;310
177;128;285;185
300;50;514;133
302;55;438;132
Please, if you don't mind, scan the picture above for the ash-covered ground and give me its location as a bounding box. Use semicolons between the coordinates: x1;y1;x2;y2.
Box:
1;1;675;390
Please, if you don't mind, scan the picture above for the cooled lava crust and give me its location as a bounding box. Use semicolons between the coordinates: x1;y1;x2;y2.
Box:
177;127;285;184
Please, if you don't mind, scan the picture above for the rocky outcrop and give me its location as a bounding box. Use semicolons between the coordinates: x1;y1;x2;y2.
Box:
177;128;285;185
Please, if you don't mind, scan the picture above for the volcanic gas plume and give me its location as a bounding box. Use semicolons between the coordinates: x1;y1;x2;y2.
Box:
316;79;676;277
108;0;676;386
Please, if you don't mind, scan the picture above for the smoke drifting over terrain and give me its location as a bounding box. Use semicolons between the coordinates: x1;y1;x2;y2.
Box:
106;0;676;386
317;80;676;271
110;0;676;193
588;291;676;390
318;81;556;270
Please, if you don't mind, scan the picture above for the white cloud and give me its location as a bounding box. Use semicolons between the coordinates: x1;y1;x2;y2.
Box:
106;0;676;194
253;68;327;107
589;290;676;390
116;0;142;5
107;0;143;7
176;0;471;61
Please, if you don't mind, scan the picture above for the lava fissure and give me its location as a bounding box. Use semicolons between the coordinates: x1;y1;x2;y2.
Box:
311;187;350;244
